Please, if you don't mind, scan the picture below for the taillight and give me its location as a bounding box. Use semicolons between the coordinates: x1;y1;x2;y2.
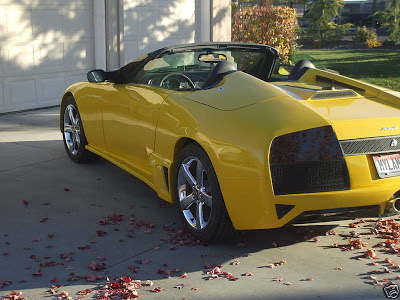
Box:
269;126;350;195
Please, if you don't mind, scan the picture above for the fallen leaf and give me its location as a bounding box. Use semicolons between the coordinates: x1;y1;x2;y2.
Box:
273;277;284;282
85;274;97;282
78;245;91;250
96;230;107;237
32;269;42;276
142;280;153;286
135;259;152;264
88;261;106;271
151;287;162;293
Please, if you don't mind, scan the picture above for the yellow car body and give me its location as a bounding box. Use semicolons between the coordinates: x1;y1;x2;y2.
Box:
61;43;400;234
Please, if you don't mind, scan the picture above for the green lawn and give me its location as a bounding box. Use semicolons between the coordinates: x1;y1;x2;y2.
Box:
299;50;400;92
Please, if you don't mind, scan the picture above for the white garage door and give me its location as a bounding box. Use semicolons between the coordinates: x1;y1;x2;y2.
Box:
0;0;95;114
123;0;195;64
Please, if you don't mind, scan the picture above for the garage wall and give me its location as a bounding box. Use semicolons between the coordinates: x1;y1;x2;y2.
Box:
0;0;95;114
122;0;196;64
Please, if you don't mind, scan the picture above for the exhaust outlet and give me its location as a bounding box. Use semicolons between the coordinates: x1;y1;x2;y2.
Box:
393;198;400;213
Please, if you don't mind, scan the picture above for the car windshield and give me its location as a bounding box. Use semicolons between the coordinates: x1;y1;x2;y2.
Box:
130;46;277;90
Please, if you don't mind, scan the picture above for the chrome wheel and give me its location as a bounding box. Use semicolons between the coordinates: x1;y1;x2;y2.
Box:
177;157;213;230
63;104;81;155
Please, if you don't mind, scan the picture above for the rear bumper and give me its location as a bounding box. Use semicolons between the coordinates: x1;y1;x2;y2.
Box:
219;176;400;230
289;204;398;225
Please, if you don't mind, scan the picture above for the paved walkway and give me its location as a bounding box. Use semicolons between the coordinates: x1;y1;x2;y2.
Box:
0;107;396;300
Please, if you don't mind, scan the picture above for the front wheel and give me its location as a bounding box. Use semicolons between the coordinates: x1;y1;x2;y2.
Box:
61;96;98;163
174;144;234;242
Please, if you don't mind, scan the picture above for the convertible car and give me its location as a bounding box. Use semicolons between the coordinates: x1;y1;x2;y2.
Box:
60;42;400;241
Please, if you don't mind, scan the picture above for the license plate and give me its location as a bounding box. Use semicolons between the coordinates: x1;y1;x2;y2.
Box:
373;153;400;178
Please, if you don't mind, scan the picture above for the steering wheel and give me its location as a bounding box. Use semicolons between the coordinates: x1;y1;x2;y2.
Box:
160;73;195;89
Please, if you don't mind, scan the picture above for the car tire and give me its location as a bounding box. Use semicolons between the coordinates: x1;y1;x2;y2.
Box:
174;143;234;242
61;96;98;163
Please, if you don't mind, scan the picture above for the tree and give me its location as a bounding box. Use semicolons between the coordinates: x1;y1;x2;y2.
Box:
374;0;400;42
306;0;350;44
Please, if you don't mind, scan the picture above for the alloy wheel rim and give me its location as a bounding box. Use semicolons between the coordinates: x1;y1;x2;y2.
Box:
177;157;213;230
63;104;81;155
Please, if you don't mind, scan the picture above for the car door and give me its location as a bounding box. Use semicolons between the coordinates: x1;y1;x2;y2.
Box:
101;83;175;180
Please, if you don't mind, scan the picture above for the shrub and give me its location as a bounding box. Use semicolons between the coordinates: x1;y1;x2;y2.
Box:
366;39;382;48
231;6;299;61
324;22;353;42
353;26;378;43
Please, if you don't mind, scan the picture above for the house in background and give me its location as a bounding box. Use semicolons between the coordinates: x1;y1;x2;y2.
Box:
0;0;231;114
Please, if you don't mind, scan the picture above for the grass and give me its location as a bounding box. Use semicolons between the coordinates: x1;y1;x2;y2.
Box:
298;50;400;92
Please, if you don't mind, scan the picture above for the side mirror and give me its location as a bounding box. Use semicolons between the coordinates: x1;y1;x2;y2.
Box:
87;69;106;82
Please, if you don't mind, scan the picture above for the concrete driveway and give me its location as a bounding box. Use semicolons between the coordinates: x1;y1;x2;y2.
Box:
0;107;399;300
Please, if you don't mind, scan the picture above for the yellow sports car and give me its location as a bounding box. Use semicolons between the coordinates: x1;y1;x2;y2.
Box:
60;42;400;241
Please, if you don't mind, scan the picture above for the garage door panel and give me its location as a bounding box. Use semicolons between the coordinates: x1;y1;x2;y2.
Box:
34;43;64;68
5;45;35;73
36;75;65;104
65;73;86;88
62;6;93;38
32;9;63;36
5;78;37;109
64;41;94;70
6;9;32;39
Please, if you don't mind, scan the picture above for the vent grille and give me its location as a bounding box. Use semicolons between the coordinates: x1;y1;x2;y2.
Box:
340;135;400;156
270;160;350;195
311;90;358;100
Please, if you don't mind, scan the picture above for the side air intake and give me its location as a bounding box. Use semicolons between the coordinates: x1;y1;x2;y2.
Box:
310;90;358;100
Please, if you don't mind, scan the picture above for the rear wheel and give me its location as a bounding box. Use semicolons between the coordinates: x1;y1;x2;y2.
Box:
61;96;98;163
174;143;234;242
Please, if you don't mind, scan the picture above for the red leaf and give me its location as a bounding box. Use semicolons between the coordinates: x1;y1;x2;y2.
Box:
32;237;40;242
128;265;139;273
88;261;106;271
151;287;162;293
32;269;42;276
135;259;151;264
85;274;97;282
96;230;107;237
40;217;48;223
64;188;70;192
50;276;57;283
23;200;29;205
48;233;55;238
78;245;91;250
